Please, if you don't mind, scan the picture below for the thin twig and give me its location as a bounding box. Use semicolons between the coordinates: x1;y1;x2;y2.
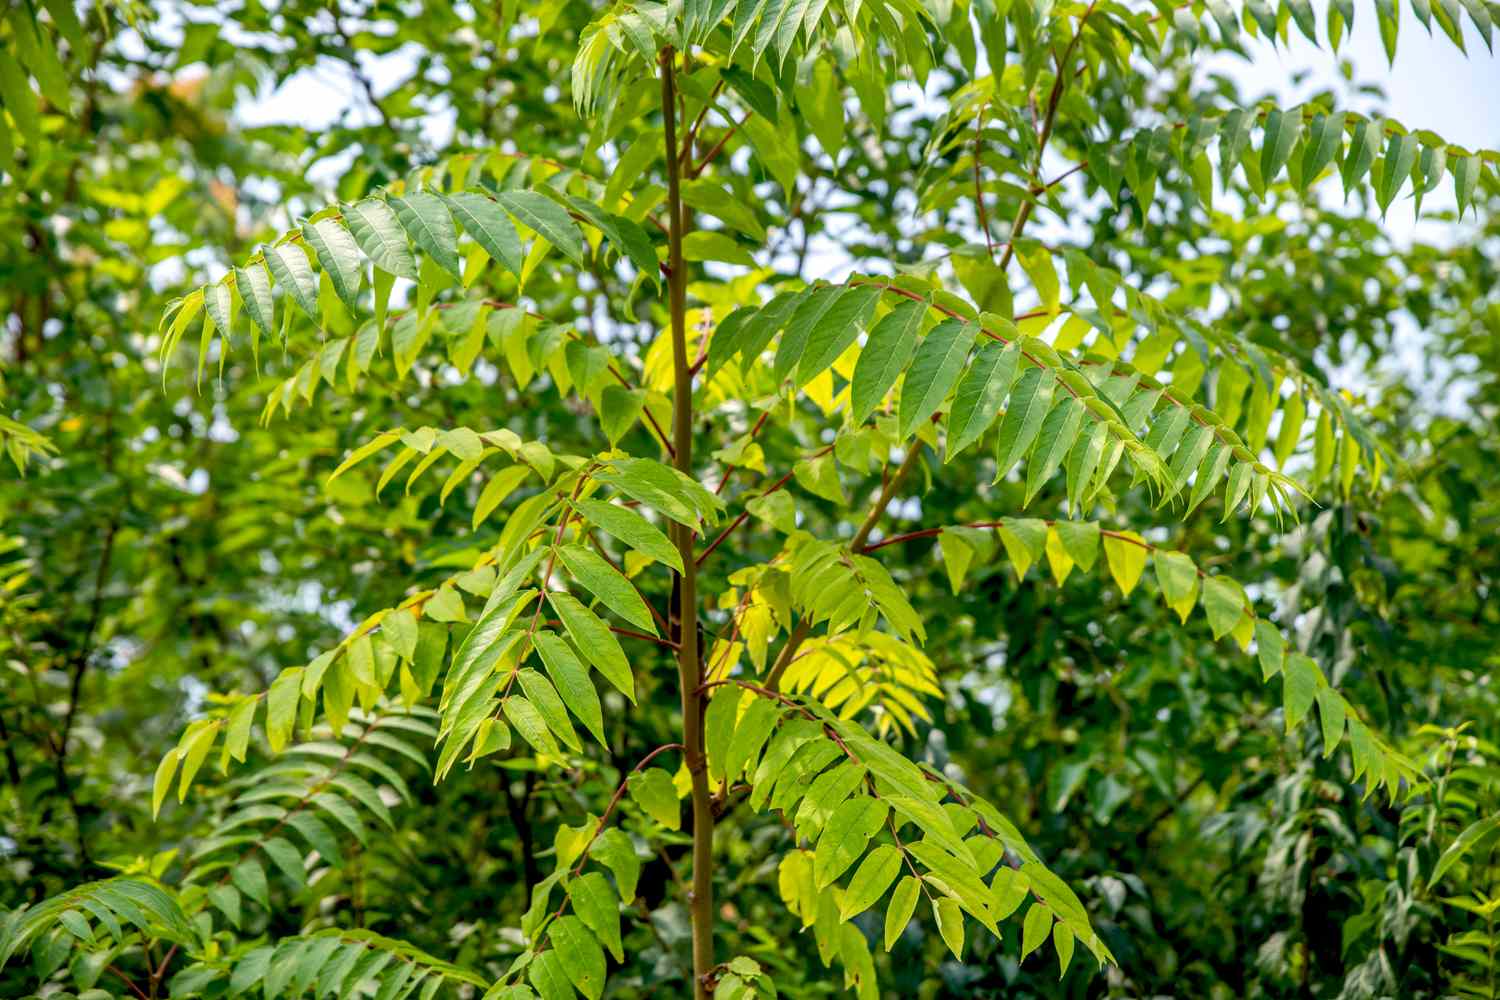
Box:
764;444;925;692
997;0;1099;272
690;114;752;178
974;102;994;259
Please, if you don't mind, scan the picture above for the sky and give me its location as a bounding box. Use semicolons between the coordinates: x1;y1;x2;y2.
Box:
1206;6;1500;241
234;6;1500;142
1213;9;1499;149
221;4;1497;406
229;4;1500;236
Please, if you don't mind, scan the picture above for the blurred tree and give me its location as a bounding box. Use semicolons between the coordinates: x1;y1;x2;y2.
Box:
1;1;1497;998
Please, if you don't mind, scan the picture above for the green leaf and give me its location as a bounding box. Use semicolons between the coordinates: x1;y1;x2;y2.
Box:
706;306;758;377
1102;530;1147;595
933;895;965;959
851;298;926;425
444;191;525;278
344;198;418;278
505;694;564;757
1274;388;1306;468
152;748;181;819
1021;902;1052;960
176;721;216;802
946;338;1020;461
796;285;882;386
1299;112;1346;190
528;950;576;1000
592;828;641;901
556;544;658;635
328;430;401;485
383;608;419;660
286;813;343;865
231;859;269;911
1376;132;1418;215
1053;921;1076;978
1431;814;1500;884
495;190;586;266
898;319;975;439
813;796;889;888
682;230;756;266
724;696;781;784
1316;686;1347;756
235;262;276;340
303;219;364;311
0;52;40;145
1340;117;1382;199
598;385;644;445
1411;142;1448;217
733;290;803;369
939;530;977;593
1283;653;1319;731
681;179;767;240
203;281;236;350
1286;0;1319;38
1025;397;1086;504
1200;574;1249;640
1016;243;1060;312
1260;106;1303;183
267;667;303;753
547;591;635;703
1254;618;1286;680
627;767;681;829
566;196;659;284
772;285;848;382
1153;550;1200;623
839;844;902;919
389;193;462;280
515;667;583;752
1451;153;1481;217
1218;108;1255;184
473;465;532;529
594;457;724;528
884;876;921;951
261;837;307;889
207;884;241;929
548;916;605;1000
574;498;682;572
224;697;256;763
1053;519;1100;571
567;872;624;962
887;795;971;861
796;59;845;159
265;243;319;321
533;631;607;747
997;517;1048;580
704;684;743;786
229;947;273;997
994;366;1057;479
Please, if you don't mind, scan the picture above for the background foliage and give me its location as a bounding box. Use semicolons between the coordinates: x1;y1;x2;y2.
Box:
2;0;1498;997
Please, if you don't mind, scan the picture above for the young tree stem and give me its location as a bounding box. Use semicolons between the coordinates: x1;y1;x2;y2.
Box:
661;45;715;999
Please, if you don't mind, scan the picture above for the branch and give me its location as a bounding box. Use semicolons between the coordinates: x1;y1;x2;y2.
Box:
660;45;716;1000
689;113;752;179
696;444;833;567
585;529;672;637
764;443;925;692
54;516;118;866
973;102;994;259
712;410;770;496
572;742;687;876
997;0;1099;272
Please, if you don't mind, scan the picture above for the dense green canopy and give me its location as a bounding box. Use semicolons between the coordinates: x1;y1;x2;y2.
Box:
2;1;1498;998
